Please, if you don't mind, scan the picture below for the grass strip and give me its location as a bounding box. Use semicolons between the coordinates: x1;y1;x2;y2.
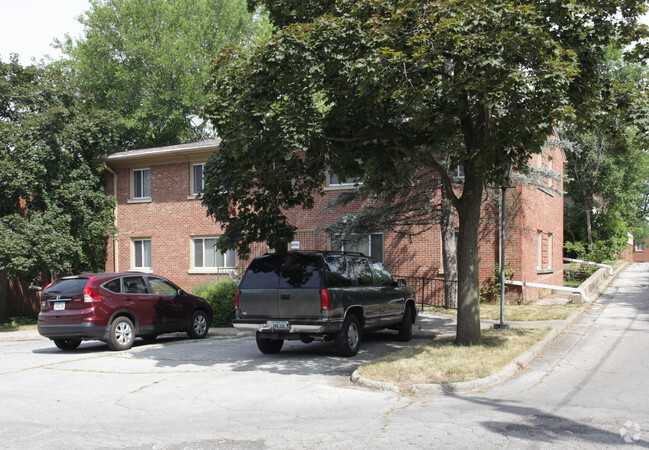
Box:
357;327;550;389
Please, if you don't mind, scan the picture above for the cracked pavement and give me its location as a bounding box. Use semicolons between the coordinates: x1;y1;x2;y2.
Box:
2;263;649;448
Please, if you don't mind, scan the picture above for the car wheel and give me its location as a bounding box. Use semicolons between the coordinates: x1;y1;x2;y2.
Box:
335;314;361;357
53;338;82;351
256;332;284;354
187;310;209;339
107;316;135;351
398;305;413;342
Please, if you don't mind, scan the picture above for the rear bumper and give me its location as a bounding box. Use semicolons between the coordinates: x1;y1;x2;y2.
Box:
233;319;342;335
38;322;107;340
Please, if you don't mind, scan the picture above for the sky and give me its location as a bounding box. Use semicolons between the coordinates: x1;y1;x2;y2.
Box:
0;0;90;63
0;1;647;64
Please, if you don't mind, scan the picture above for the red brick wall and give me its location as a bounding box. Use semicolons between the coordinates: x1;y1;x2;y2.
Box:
105;144;564;302
633;239;649;262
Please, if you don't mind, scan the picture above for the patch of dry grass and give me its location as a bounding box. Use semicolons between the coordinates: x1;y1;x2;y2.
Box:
357;327;550;389
428;303;579;321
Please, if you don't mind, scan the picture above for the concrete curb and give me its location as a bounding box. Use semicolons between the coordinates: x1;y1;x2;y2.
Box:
350;263;625;396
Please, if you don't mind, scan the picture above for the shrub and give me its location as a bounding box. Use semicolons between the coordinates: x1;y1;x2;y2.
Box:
193;280;238;327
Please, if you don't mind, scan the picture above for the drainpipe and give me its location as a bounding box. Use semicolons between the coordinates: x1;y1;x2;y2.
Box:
103;163;119;273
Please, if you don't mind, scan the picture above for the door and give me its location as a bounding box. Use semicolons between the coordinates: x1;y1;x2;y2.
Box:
371;261;405;325
120;275;160;333
147;276;187;331
277;253;322;319
348;258;382;328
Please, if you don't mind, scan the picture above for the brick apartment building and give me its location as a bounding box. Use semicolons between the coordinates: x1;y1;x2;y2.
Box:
102;139;565;304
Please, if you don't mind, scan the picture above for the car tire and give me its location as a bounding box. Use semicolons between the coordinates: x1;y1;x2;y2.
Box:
187;310;209;339
53;338;82;351
256;332;284;354
335;314;361;357
107;316;135;351
398;305;413;342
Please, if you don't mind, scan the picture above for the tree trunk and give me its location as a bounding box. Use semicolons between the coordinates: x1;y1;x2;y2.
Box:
440;195;458;309
0;269;8;324
454;171;484;345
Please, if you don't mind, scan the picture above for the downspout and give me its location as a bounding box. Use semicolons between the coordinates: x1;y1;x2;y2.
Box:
103;163;119;273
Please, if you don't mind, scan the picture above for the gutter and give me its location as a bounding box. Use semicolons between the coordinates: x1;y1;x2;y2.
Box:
505;280;589;302
103;163;119;273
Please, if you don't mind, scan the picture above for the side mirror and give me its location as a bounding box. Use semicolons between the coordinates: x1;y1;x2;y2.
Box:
397;279;407;287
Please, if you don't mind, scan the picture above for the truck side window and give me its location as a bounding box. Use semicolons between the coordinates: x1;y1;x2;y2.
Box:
325;255;354;287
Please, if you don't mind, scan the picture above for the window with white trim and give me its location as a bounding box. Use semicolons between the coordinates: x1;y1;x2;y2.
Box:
132;168;151;199
536;230;543;270
133;239;152;269
330;233;383;261
191;163;205;196
547;233;553;269
193;237;236;268
635;242;645;252
452;165;465;179
328;173;359;187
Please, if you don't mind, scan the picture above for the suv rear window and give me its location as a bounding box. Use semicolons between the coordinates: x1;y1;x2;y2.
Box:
279;253;321;288
43;278;89;298
240;253;322;289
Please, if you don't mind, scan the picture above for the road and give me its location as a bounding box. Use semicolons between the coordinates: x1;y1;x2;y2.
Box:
1;263;648;449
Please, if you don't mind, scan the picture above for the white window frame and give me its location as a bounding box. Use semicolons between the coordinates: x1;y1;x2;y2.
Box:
547;233;553;269
635;242;645;252
330;233;384;261
131;168;151;201
536;230;543;271
190;237;236;273
452;165;465;180
132;238;152;271
325;172;361;190
190;163;205;197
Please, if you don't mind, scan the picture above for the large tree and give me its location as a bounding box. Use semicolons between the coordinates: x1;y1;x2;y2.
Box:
61;0;271;149
562;47;649;259
0;58;119;321
203;0;648;344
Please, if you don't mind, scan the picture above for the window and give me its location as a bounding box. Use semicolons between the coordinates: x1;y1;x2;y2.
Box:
325;255;354;287
132;168;151;199
192;163;205;196
636;242;645;252
123;275;149;294
148;277;179;295
349;258;374;286
133;239;152;269
328;173;358;187
371;261;394;286
537;231;553;272
331;233;384;261
536;231;543;270
452;165;465;179
193;237;235;269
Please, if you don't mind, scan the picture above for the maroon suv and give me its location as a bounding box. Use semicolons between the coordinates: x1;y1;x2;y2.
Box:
38;273;213;351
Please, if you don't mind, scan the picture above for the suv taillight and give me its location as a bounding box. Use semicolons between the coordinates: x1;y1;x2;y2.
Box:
320;288;330;311
83;287;103;302
235;289;240;311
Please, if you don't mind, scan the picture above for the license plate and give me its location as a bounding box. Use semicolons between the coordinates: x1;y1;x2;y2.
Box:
268;321;289;331
53;302;66;311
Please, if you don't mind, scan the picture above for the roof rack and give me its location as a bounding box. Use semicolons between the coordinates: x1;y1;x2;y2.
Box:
262;250;367;257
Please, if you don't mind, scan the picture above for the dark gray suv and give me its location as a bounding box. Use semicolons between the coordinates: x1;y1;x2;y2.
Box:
233;251;416;356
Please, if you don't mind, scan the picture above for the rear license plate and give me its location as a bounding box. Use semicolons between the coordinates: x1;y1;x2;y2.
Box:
53;302;66;311
268;321;289;331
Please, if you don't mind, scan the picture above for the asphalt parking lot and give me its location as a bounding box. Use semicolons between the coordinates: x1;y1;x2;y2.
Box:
0;326;433;449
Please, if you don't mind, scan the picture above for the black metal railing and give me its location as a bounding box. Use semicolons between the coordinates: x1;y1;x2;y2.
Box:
395;276;458;311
